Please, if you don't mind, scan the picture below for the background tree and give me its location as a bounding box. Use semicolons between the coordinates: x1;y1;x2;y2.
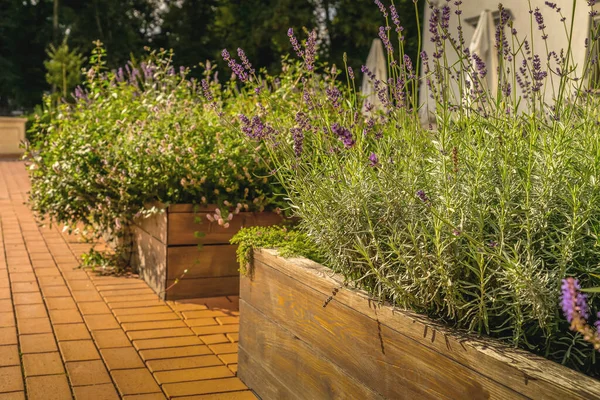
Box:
44;40;86;105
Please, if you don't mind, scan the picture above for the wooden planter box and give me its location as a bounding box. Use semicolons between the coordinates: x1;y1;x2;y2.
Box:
239;249;600;399
0;117;27;158
131;205;281;300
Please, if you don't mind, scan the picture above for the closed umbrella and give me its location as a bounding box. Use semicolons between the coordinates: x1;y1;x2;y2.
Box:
468;10;498;98
361;38;388;113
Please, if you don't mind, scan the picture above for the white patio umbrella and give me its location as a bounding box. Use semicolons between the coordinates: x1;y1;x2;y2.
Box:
468;10;498;98
361;38;388;113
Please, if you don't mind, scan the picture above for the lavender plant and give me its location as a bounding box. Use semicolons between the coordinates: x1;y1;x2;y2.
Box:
224;1;600;374
26;42;284;267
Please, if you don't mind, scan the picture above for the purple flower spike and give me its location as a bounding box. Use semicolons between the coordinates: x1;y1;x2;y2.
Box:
237;48;255;74
368;152;379;167
288;28;303;57
379;26;393;54
561;278;588;323
416;190;430;204
331;123;355;149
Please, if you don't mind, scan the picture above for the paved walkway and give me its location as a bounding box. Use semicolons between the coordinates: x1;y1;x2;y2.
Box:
0;161;254;400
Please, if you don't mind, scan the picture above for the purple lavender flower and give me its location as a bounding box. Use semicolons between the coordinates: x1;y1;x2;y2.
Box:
368;152;379;167
201;79;213;102
429;7;441;45
237;48;255;74
389;5;404;37
348;66;354;80
403;54;414;79
534;8;545;30
304;30;317;72
291;128;304;157
472;54;487;78
379;26;393;54
288;28;303;57
374;0;387;17
561;278;590;323
331;123;355;149
222;48;248;82
327;87;341;109
416;190;430;204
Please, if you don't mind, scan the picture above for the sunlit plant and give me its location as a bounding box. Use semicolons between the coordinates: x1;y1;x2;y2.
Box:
222;0;600;375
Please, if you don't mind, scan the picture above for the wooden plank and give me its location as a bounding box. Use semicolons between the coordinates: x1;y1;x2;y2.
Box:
165;276;239;300
131;226;167;300
239;300;383;400
167;212;242;246
167;245;239;280
253;250;600;400
238;348;302;400
168;204;218;213
241;258;526;400
133;210;167;244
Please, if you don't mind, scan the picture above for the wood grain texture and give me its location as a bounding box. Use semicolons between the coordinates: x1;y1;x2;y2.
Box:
133;210;167;244
165;276;240;301
239;300;383;399
131;226;167;300
241;256;522;400
245;250;600;400
167;245;238;280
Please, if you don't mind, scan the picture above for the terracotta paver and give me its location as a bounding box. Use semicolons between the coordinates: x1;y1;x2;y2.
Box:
0;161;252;399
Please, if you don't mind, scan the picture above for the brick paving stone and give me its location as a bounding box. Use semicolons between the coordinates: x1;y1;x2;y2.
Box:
218;354;238;366
111;369;162;396
226;334;239;343
228;364;238;374
66;360;112;386
147;355;223;373
0;327;18;345
182;310;234;319
197;334;230;345
49;309;83;324
192;325;239;336
216;317;239;325
26;375;71;400
0;392;26;400
0;312;15;327
116;313;180;323
0;299;12;312
95;283;149;291
162;377;246;398
8;272;36;282
92;329;131;349
73;383;120;400
0;366;24;392
112;306;172;316
134;336;203;351
122;320;186;332
78;301;111;315
100;347;145;370
208;343;238;355
0;288;12;299
71;290;102;303
127;328;193;341
11;282;39;293
154;366;234;384
67;280;95;291
59;340;100;361
0;345;20;367
40;285;70;297
139;345;212;361
20;333;57;353
15;304;47;319
179;392;257;400
104;294;159;303
185;318;220;327
34;268;61;277
122;394;166;400
84;314;120;330
100;289;156;297
109;300;164;309
37;276;65;287
22;352;65;376
45;296;77;310
63;271;89;281
54;324;91;341
17;317;52;334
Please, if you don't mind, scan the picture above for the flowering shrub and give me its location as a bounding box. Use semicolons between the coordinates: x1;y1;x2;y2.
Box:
226;1;600;375
26;42;283;266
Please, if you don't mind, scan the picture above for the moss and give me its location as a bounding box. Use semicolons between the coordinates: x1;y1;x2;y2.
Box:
230;225;325;274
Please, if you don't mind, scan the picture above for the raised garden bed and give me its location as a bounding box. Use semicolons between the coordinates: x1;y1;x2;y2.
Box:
238;249;600;399
131;205;281;300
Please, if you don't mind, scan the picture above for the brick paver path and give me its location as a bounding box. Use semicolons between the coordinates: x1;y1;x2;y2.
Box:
0;161;254;400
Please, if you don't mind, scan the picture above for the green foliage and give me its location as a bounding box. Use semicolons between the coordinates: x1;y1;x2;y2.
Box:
44;40;86;105
26;42;283;267
228;2;600;375
230;226;326;274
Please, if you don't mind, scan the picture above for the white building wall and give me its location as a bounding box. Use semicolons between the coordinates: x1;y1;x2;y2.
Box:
418;0;592;121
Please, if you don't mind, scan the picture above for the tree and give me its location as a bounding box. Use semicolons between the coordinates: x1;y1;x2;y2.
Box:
44;40;85;105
